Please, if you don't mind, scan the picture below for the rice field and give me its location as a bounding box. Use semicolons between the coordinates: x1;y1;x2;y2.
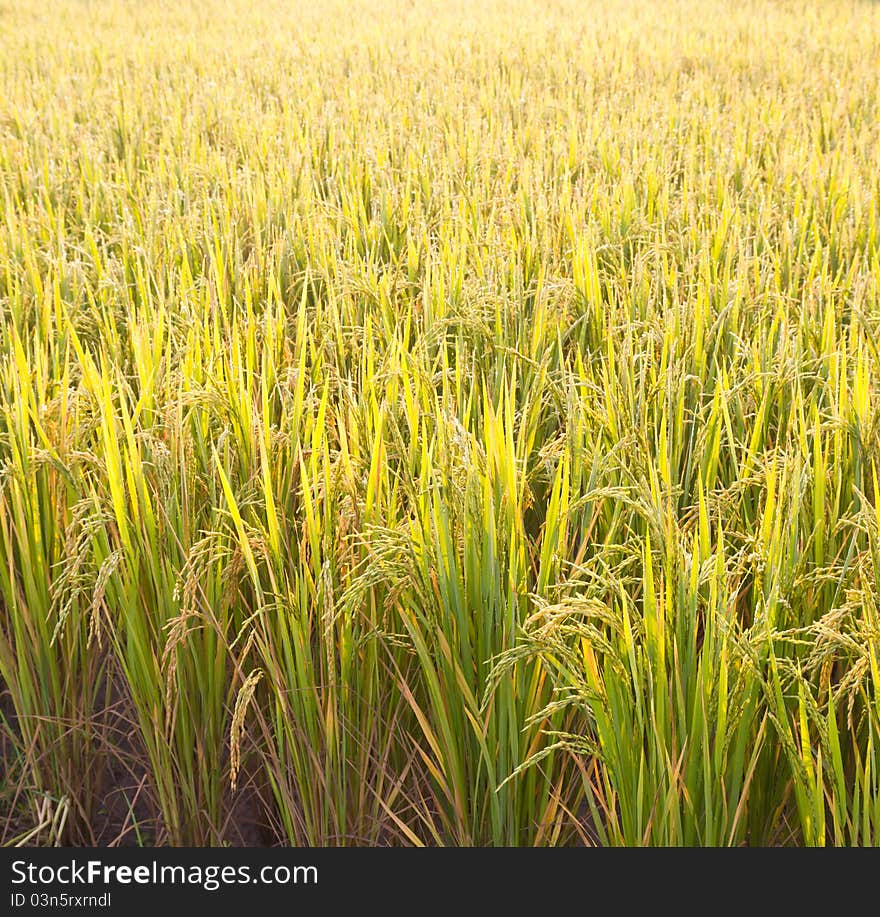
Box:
1;0;880;846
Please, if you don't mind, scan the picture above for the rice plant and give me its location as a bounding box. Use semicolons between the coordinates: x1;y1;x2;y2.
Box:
1;0;879;846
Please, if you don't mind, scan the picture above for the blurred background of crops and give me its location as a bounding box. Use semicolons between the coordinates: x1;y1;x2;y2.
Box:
1;0;879;846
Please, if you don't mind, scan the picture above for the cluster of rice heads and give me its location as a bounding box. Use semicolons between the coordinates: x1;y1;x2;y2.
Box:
1;0;879;845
